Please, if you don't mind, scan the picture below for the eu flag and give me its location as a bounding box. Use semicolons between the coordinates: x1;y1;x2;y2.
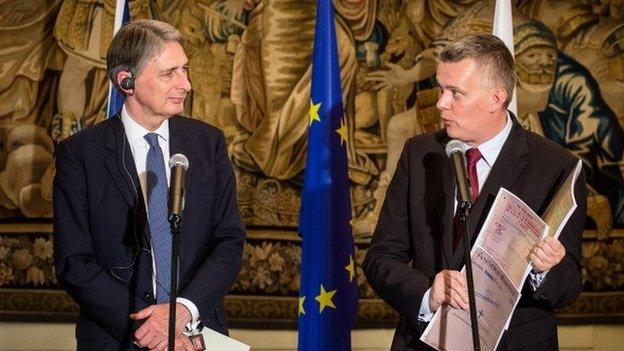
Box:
298;0;358;350
106;0;131;118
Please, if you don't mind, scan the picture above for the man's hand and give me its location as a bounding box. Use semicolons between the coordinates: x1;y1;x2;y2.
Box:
531;236;566;273
131;303;192;350
428;270;469;312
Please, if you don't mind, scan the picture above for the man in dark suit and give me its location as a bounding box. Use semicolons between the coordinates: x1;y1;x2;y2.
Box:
363;34;586;350
53;20;245;350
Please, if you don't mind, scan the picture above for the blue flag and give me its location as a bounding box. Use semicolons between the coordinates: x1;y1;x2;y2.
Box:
106;0;131;118
298;0;358;350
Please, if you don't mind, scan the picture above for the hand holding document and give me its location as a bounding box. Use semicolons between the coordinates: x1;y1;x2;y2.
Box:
421;160;582;351
473;190;548;288
422;248;519;351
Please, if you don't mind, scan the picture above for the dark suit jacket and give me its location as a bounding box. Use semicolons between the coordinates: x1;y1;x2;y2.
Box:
363;119;586;351
53;115;246;350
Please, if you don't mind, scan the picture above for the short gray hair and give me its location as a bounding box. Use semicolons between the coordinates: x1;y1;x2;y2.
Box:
438;33;516;107
106;19;184;90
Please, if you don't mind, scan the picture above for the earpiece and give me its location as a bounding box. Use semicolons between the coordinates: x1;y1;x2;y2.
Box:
120;75;135;90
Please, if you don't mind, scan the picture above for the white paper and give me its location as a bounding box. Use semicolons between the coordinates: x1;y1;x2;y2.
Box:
186;327;250;351
542;160;582;239
421;249;519;351
472;188;549;289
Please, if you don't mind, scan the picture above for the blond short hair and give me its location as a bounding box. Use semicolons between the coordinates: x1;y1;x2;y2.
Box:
439;33;516;107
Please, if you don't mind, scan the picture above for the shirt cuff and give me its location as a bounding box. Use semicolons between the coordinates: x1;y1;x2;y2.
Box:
177;297;201;331
529;270;548;291
418;289;435;322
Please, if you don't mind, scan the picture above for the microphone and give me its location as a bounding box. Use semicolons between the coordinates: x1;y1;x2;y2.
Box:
168;154;189;222
445;140;472;206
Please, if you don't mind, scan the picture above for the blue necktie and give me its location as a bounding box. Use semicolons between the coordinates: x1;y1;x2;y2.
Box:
144;133;172;303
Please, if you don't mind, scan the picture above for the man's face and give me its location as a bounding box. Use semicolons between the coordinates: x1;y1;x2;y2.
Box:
131;41;191;123
435;59;500;145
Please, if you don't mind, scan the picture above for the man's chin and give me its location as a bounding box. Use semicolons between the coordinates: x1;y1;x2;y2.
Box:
167;106;185;117
445;127;461;140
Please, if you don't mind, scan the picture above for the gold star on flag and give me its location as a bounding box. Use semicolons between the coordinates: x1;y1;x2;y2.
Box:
336;117;348;146
299;296;306;316
315;284;337;313
309;100;321;125
345;255;355;282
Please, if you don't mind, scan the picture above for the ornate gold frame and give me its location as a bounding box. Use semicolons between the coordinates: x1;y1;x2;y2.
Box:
1;223;623;327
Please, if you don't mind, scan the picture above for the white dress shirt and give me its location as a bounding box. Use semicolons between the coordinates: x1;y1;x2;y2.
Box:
121;105;200;329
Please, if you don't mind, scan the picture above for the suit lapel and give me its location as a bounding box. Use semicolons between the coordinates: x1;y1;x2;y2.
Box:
104;115;141;207
168;116;199;189
450;119;530;268
104;115;150;244
440;156;456;268
168;116;199;262
434;131;456;267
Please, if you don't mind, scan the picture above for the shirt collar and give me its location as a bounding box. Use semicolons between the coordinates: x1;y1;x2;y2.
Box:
121;104;169;145
463;112;513;167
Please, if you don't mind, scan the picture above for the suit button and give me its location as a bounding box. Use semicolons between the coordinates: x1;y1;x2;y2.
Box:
145;290;153;299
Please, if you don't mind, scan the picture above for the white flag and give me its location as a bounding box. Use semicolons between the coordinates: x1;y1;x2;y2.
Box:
492;0;517;115
106;0;131;118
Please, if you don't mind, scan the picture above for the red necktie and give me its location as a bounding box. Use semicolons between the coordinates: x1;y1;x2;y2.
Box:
465;148;483;202
453;148;483;250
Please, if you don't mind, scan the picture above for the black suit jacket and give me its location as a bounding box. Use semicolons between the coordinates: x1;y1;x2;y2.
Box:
363;119;586;350
53;115;246;350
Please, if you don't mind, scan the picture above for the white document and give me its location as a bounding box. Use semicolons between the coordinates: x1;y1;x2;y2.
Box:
185;327;250;351
542;160;582;239
421;248;519;351
472;188;549;289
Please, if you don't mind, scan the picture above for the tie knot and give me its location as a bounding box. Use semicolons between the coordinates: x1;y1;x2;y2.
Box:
144;133;160;148
466;148;482;166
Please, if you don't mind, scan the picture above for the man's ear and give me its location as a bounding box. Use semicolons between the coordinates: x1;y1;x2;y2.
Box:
489;88;508;112
116;71;134;95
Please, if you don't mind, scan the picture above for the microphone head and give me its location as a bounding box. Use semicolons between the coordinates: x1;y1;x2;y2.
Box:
445;139;466;157
169;153;189;170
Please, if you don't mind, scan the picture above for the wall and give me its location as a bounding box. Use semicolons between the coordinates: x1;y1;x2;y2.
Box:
1;323;623;351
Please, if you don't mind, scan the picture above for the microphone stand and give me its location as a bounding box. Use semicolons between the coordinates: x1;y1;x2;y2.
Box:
457;201;481;351
167;213;181;351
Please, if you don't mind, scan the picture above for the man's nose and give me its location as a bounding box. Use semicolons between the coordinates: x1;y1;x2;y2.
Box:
178;73;192;92
436;91;450;110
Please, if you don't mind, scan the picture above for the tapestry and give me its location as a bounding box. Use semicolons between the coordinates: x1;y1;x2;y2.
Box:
1;0;623;325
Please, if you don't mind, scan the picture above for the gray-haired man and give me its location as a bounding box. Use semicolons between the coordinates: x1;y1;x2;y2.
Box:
54;19;245;350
